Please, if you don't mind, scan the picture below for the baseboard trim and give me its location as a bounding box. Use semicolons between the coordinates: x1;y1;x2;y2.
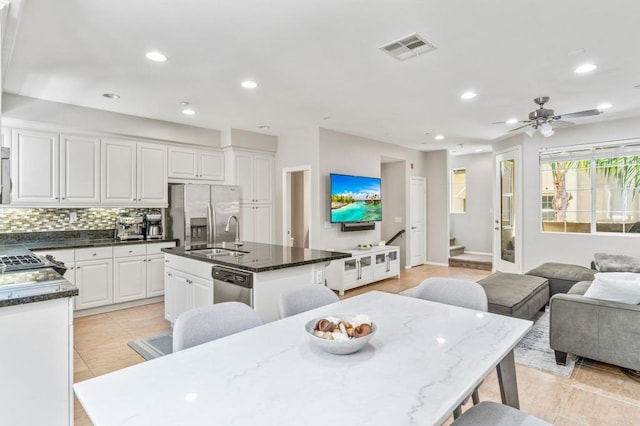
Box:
426;261;449;267
74;296;164;318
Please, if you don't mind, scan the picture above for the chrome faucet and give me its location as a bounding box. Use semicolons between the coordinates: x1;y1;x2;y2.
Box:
224;215;242;246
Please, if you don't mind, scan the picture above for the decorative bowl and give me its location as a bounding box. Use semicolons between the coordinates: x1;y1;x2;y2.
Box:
305;315;376;355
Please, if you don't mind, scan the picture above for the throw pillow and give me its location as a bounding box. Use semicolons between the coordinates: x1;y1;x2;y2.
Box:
593;252;640;273
583;272;640;304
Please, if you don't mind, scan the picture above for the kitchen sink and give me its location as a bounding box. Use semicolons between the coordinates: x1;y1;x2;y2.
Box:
187;248;247;257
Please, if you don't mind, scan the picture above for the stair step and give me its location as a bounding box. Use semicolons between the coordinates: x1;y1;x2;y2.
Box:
449;236;456;246
448;254;493;271
449;244;465;257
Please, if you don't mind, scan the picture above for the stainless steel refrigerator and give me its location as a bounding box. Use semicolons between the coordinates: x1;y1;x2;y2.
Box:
167;184;240;249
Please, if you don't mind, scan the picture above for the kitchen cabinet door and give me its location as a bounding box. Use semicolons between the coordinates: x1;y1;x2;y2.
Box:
113;255;147;303
164;269;189;323
168;147;198;179
235;153;254;203
146;255;166;297
253;204;273;244
199;150;224;180
60;134;100;204
137;143;167;204
253;155;273;204
75;258;113;310
101;139;136;204
191;275;213;308
11;129;60;203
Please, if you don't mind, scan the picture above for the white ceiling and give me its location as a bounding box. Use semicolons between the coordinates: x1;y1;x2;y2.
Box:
3;0;640;154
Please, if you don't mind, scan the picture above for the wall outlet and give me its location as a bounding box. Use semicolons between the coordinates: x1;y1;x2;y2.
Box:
69;212;78;223
316;270;323;284
394;217;402;223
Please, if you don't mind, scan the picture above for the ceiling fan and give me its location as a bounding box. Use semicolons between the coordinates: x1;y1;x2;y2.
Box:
494;97;603;137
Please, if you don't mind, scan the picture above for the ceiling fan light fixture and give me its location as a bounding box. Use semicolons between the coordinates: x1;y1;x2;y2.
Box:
540;122;554;137
525;127;537;137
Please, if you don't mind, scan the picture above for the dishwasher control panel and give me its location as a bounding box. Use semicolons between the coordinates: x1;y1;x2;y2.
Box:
211;265;254;288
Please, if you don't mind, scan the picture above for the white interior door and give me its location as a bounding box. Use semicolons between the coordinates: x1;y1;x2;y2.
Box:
493;148;522;273
409;177;426;267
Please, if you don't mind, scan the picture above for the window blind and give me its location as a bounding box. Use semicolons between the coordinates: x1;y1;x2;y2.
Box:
539;138;640;164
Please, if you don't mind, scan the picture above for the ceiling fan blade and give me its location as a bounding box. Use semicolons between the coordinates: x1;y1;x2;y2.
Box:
492;120;529;124
509;123;532;132
557;109;602;119
552;120;574;128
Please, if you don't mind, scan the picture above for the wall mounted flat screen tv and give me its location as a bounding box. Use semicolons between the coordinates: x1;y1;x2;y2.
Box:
330;173;382;223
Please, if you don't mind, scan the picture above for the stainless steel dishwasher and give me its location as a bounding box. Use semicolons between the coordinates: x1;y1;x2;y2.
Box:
211;265;253;307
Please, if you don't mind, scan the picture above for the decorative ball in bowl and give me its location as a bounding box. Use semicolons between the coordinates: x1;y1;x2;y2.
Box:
305;314;376;355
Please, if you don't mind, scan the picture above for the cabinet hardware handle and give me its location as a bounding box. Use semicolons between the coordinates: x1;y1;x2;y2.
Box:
92;253;96;256
165;260;169;263
186;279;193;284
138;198;141;202
132;198;136;201
167;272;172;277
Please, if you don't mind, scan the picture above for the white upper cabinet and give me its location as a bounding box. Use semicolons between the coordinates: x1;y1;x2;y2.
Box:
60;134;101;204
168;146;224;181
11;129;60;203
137;143;168;204
234;151;273;204
101;139;137;204
102;139;167;206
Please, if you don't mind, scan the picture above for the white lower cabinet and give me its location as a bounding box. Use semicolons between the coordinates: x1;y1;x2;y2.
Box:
35;242;175;312
326;246;400;295
164;254;214;324
0;297;74;426
164;268;213;324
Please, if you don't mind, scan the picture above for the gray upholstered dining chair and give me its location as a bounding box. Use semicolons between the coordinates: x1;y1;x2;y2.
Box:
172;302;263;352
412;277;489;418
278;284;340;318
451;401;551;425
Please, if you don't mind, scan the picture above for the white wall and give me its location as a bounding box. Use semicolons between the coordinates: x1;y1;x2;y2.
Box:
449;152;493;253
424;150;449;265
382;160;407;265
2;93;221;146
221;128;277;152
494;116;640;271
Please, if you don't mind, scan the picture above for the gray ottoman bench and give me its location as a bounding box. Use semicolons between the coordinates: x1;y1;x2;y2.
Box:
525;262;596;297
477;272;549;320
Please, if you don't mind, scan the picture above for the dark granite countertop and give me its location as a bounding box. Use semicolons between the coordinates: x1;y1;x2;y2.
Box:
163;242;351;273
0;267;78;308
0;230;177;251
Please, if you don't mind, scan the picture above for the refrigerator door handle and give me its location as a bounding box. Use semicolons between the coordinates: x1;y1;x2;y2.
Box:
206;203;214;246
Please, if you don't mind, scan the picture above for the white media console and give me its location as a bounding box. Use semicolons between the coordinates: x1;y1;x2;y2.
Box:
325;245;400;295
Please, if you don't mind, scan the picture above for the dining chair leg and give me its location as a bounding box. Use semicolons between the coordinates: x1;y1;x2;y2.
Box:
453;405;462;419
471;389;480;405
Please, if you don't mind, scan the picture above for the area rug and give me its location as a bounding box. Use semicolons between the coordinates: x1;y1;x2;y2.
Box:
128;332;173;361
398;288;576;377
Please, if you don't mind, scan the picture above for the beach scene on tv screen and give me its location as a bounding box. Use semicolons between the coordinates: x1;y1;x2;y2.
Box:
331;174;382;222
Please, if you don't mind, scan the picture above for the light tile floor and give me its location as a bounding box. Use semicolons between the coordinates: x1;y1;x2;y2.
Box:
73;264;640;425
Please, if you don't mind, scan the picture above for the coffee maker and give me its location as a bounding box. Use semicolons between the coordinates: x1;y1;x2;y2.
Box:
116;215;145;240
144;213;163;240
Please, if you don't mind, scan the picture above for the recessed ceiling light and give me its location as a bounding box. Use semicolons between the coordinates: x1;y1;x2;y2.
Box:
146;51;167;62
574;63;597;74
597;103;612;111
506;118;518;125
102;93;120;99
475;148;483;152
182;108;196;116
460;91;477;100
241;80;258;89
435;134;445;140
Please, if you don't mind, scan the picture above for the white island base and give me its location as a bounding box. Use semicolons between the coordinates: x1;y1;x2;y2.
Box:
164;254;330;323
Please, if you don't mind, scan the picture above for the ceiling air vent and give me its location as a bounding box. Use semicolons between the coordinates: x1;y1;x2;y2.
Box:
379;33;436;61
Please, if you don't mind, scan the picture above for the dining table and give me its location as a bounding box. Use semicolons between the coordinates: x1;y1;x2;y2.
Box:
74;290;533;425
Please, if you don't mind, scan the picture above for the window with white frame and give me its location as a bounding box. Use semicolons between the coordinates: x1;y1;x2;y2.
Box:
540;140;640;234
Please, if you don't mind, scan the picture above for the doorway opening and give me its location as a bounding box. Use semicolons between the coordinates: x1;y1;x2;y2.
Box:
282;165;311;248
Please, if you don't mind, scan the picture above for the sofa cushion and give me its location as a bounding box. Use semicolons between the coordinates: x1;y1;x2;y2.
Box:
526;262;596;282
594;253;640;273
583;272;640;304
568;281;592;295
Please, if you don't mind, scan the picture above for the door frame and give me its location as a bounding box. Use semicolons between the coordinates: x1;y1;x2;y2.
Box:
493;147;523;273
282;165;312;248
408;176;427;268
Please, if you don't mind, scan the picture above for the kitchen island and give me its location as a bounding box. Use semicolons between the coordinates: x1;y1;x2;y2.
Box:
162;242;351;323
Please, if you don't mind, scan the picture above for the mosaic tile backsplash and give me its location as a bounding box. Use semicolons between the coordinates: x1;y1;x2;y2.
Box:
0;208;160;233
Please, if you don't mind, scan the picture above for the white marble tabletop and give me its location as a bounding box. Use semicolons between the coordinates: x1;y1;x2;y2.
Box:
74;291;532;426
